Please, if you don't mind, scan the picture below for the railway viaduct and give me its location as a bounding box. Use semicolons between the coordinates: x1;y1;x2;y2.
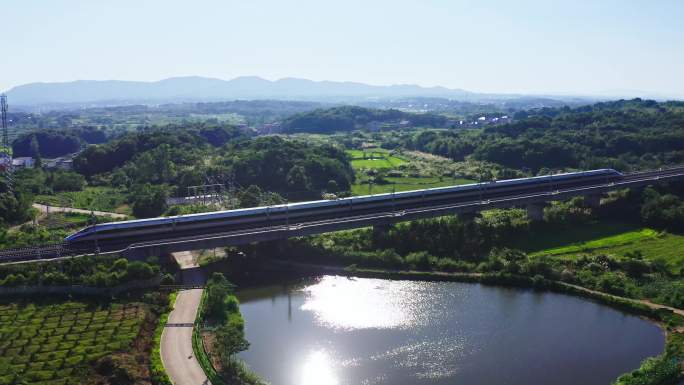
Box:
1;166;684;264
117;166;684;258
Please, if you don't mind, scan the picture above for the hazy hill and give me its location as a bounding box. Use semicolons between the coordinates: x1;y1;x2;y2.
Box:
281;105;449;133
5;76;487;106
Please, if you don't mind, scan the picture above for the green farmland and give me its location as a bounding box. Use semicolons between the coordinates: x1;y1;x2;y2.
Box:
35;187;130;216
347;148;407;170
521;221;684;274
347;148;475;195
351;177;474;196
0;301;147;385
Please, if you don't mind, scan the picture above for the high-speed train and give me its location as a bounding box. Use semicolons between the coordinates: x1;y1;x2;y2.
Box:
65;169;623;245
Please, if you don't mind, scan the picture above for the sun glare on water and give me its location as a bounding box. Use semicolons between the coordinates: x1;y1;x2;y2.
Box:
299;350;338;385
299;275;434;330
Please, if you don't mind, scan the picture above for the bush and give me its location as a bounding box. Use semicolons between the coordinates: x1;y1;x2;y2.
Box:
131;184;168;218
51;172;85;192
598;272;629;296
404;251;434;270
3;274;27;286
435;258;473;272
613;356;680;385
560;269;576;283
205;273;233;320
161;273;175;285
0;254;164;288
125;261;156;280
150;293;175;385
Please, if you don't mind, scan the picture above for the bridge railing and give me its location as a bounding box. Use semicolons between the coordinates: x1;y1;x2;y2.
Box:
0;242;92;262
159;284;205;290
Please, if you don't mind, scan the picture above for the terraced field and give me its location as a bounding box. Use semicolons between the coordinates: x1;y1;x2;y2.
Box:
0;301;147;385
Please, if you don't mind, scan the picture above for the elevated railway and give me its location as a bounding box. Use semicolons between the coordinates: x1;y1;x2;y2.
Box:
1;166;684;264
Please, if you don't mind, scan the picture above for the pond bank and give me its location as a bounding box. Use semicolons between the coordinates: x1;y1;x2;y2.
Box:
253;258;683;385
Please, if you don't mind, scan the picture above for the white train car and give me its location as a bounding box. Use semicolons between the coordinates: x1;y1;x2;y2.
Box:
65;169;622;244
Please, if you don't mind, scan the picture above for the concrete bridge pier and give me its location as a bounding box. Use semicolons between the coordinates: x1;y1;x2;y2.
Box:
459;212;482;223
584;194;602;209
526;203;546;222
372;223;392;238
276;239;289;253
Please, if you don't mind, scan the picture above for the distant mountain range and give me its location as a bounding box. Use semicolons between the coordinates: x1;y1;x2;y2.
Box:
2;76;540;107
5;76;681;109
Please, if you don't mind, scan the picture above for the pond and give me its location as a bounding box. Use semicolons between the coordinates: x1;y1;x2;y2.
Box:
237;275;664;385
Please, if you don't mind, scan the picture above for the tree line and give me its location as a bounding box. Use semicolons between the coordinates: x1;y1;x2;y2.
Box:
400;99;684;173
281;105;449;134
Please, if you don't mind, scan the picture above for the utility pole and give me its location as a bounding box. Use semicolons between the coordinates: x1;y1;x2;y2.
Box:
1;95;8;152
1;95;13;192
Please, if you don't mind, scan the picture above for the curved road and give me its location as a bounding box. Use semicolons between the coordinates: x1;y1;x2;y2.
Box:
161;288;210;385
161;252;210;385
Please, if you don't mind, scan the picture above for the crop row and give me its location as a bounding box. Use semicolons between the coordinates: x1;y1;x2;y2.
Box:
0;301;146;385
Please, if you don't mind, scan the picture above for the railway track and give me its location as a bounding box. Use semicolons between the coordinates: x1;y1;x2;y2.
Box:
2;166;684;265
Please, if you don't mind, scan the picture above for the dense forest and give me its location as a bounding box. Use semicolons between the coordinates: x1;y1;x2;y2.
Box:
3;98;684;224
11;127;109;158
67;123;354;217
399;99;684;173
281;106;449;133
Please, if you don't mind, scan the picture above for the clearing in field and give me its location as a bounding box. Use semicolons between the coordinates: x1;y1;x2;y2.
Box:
35;187;131;216
0;301;147;385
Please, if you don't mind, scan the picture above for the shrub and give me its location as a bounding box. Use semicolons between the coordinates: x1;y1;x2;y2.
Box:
160;273;175;285
598;272;628;296
614;356;680;385
52;172;85;192
125;261;156;280
404;251;434;270
206;273;233;320
112;258;128;271
560;269;576;283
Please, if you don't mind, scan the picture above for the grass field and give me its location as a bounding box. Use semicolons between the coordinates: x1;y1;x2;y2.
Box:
351;177;474;195
520;221;684;274
35;187;130;215
0;301;147;385
37;212;118;230
347;148;407;170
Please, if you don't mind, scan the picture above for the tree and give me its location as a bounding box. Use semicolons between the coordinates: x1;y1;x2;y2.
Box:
29;135;42;168
238;185;262;208
286;165;311;192
131;184;168;218
205;273;234;320
0;181;32;225
326;179;339;193
214;324;249;366
52;171;85;192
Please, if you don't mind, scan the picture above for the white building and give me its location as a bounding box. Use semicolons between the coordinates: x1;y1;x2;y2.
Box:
12;157;35;169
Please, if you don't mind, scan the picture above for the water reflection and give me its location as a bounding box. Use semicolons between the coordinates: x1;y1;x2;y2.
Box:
301;276;433;330
238;275;664;385
300;350;338;385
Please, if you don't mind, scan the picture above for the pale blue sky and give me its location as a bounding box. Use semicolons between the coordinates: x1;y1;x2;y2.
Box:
3;0;683;97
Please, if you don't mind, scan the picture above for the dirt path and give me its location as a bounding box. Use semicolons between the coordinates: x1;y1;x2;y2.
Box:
32;203;129;219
